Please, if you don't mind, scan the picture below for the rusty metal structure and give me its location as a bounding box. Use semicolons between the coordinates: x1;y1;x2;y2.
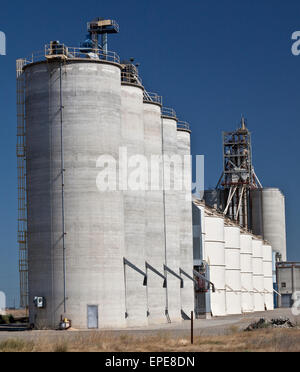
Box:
217;117;262;228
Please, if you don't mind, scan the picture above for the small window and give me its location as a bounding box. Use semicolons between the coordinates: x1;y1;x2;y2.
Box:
281;282;286;288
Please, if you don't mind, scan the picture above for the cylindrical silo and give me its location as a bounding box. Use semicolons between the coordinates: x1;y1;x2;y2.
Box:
121;80;148;326
162;109;181;322
252;238;265;311
143;100;167;325
177;125;195;318
240;233;254;312
25;59;126;329
224;225;241;315
204;214;226;316
251;188;287;261
263;243;274;310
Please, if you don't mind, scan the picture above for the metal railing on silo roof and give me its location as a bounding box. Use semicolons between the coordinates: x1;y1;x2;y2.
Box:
143;91;162;105
121;71;143;86
21;44;121;66
177;121;191;131
162;107;177;119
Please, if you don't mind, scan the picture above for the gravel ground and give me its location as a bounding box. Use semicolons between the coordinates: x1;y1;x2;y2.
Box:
0;308;298;343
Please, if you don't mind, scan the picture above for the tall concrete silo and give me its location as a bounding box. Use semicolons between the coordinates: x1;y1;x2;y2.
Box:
177;124;194;318
162;109;181;322
263;243;274;310
143;98;167;325
251;188;287;261
224;225;241;315
121;70;148;326
204;214;226;316
240;233;254;312
25;57;127;329
252;239;265;311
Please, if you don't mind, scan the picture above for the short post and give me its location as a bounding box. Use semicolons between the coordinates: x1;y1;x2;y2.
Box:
191;311;194;344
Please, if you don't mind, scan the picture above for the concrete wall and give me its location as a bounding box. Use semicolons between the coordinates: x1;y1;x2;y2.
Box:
277;264;300;295
162;116;181;322
121;83;148;326
177;129;195;319
224;226;242;315
240;233;254;312
26;60;127;329
204;215;226;316
263;244;274;310
143;102;167;325
252;239;265;311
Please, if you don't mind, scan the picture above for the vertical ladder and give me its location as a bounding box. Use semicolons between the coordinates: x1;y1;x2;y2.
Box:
16;59;28;309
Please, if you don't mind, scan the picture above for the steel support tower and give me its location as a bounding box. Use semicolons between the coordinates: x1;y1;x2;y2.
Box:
217;117;262;228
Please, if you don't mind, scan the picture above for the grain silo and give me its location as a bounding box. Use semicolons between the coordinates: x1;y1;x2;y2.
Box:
224;224;241;315
251;188;287;261
17;19;195;329
24;49;127;329
240;233;254;312
121;64;148;326
252;239;265;311
177;123;195;318
204;212;226;316
263;243;274;311
161;108;181;322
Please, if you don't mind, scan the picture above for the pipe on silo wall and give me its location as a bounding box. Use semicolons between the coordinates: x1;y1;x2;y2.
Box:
251;188;287;261
162;116;181;322
224;226;242;315
121;83;148;327
26;60;127;329
176;128;195;319
252;239;265;311
143;101;167;325
263;244;274;310
240;233;254;312
204;215;226;316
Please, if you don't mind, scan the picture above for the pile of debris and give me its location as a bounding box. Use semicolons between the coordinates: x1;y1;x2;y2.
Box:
245;317;296;332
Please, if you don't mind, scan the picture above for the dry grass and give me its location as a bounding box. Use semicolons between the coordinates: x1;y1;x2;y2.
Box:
1;327;300;352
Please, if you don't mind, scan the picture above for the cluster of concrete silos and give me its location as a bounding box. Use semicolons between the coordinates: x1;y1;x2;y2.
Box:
19;20;284;330
23;52;195;329
193;201;274;317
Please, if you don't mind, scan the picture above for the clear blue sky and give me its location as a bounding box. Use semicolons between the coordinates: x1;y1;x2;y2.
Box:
0;0;299;307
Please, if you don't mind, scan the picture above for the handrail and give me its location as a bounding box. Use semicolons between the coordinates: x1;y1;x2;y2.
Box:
143;91;162;105
20;44;120;66
121;72;143;86
162;107;177;119
177;121;190;131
